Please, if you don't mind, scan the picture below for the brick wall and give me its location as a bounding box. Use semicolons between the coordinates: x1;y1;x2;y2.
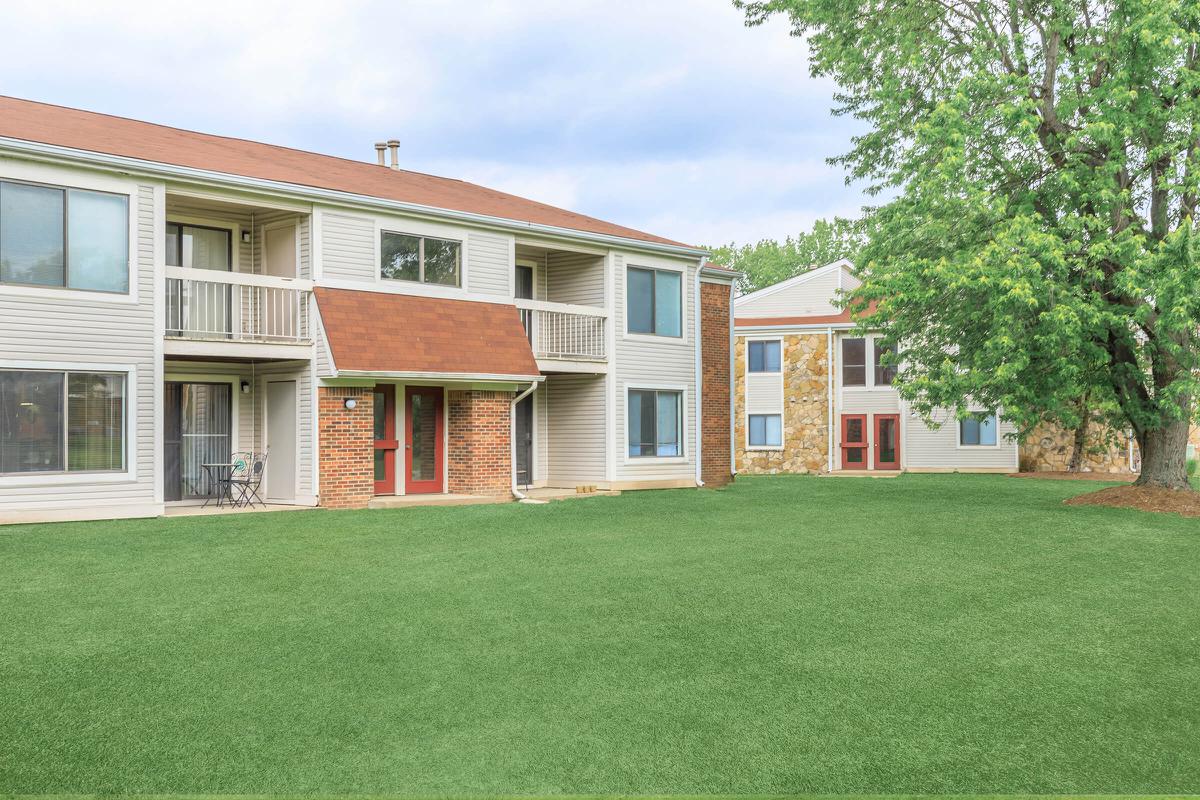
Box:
318;386;374;509
447;390;513;495
735;333;831;474
700;281;734;486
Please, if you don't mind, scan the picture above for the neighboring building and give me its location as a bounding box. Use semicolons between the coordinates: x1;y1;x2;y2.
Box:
0;97;735;524
733;259;1021;474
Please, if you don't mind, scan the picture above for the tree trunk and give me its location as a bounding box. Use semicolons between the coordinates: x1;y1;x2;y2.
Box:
1134;418;1192;489
1068;415;1089;473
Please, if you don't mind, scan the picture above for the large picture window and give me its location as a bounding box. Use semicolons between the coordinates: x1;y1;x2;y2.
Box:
628;389;683;457
0;180;129;293
0;370;126;475
381;231;461;287
748;340;781;373
960;413;998;446
627;266;682;337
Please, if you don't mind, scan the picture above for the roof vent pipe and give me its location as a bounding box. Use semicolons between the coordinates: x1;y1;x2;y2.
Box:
374;142;387;166
387;139;400;170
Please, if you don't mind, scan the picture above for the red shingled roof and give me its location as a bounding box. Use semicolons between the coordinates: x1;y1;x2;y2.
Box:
315;288;540;378
0;96;694;250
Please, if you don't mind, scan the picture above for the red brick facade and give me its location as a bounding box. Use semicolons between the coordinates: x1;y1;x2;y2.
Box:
700;280;734;487
447;390;514;495
318;386;374;509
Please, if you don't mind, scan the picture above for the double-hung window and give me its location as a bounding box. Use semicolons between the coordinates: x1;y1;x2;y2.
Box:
842;337;866;386
960;414;998;446
627;266;682;337
748;340;781;373
0;370;126;475
628;389;683;457
873;340;898;386
0;180;129;293
381;231;461;287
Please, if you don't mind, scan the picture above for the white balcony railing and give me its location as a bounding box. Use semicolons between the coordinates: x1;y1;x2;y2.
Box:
165;267;312;343
515;298;607;362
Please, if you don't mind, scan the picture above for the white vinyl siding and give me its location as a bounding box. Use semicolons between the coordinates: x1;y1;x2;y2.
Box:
736;263;860;318
0;174;156;515
546;251;605;307
545;373;606;486
905;409;1018;469
466;231;512;298
614;252;697;481
320;211;375;281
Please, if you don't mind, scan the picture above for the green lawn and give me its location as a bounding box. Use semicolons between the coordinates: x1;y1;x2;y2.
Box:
1;474;1197;796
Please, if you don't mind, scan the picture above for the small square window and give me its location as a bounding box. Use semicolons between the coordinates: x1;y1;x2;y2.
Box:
748;340;781;373
960;414;998;446
748;414;782;447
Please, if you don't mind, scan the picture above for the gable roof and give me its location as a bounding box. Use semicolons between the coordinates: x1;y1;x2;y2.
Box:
315;288;540;380
0;96;695;251
733;258;855;307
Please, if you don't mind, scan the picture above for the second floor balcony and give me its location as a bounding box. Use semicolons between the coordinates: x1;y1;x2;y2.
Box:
515;298;607;371
164;268;313;358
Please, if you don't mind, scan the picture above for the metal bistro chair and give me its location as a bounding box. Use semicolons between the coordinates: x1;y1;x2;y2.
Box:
231;450;269;508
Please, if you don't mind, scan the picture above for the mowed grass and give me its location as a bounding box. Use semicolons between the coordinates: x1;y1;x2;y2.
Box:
0;474;1197;796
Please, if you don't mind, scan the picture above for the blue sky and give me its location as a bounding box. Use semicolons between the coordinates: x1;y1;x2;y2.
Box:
0;0;870;247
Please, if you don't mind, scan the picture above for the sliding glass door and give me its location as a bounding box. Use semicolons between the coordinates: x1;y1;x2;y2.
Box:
164;382;233;501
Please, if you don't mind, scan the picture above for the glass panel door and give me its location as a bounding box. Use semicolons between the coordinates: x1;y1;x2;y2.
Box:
840;414;868;468
874;414;900;470
515;395;533;487
164;382;232;501
373;386;396;495
405;387;443;494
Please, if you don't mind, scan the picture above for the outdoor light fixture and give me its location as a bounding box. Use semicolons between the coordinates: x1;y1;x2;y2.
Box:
240;381;251;394
344;398;358;410
241;230;251;244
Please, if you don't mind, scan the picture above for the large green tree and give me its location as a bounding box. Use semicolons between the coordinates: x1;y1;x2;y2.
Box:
708;217;864;292
740;0;1200;488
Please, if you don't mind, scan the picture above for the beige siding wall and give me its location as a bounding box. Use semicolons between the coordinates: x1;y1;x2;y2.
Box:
0;163;159;518
546;251;605;307
545;374;607;486
904;409;1018;470
467;231;512;298
614;252;699;483
320;211;375;282
737;265;859;318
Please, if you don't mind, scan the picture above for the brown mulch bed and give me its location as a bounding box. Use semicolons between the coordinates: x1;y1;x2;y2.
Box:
1009;470;1136;482
1064;484;1200;518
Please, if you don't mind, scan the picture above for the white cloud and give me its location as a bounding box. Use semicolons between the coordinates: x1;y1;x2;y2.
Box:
0;0;870;244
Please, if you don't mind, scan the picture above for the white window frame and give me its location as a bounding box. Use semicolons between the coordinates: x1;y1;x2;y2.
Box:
742;334;786;452
747;338;782;374
622;258;688;344
623;383;688;464
747;413;784;449
379;228;464;289
956;410;1001;449
0;161;138;305
164;215;240;272
839;332;898;392
0;360;137;487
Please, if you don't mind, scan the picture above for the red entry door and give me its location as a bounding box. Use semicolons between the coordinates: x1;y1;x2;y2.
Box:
373;385;397;495
405;387;444;494
840;414;868;468
874;414;901;470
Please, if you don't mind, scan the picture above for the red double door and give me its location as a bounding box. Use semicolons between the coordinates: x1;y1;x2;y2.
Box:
373;385;444;495
840;413;900;470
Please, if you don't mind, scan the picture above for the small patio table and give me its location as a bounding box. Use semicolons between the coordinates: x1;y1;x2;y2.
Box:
200;462;237;508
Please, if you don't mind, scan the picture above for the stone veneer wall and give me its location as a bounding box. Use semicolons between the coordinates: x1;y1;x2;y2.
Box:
700;281;734;487
447;390;513;495
317;386;375;509
1018;420;1137;474
734;333;830;474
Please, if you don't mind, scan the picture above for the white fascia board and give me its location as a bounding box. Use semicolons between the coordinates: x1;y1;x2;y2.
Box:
0;137;709;260
733;258;855;308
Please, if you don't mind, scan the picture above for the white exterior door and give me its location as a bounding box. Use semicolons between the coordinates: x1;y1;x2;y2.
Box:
265;380;297;503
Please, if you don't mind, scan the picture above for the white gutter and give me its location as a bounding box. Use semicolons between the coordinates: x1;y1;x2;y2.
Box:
694;262;704;487
332;370;545;384
729;281;737;478
0;137;709;260
511;382;539;501
737;321;857;333
826;326;835;473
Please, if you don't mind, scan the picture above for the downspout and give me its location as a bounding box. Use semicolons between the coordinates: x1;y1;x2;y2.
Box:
826;326;834;473
511;382;539;501
695;264;704;487
729;280;737;478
